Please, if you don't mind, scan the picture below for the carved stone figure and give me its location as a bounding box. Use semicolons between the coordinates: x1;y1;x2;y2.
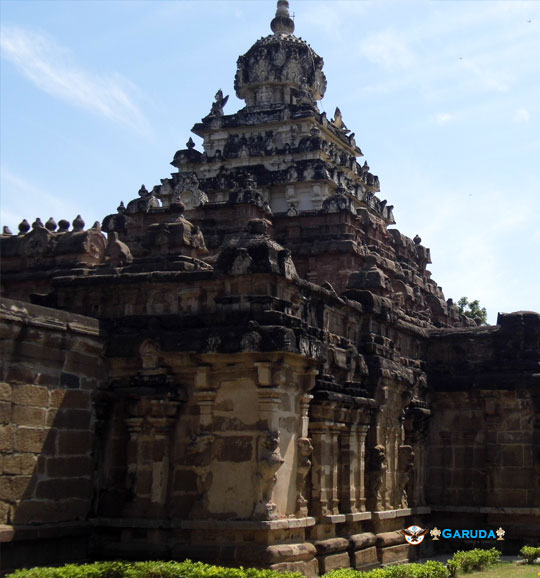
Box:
186;432;216;517
398;444;415;508
287;202;298;216
106;232;133;266
295;437;313;516
209;89;229;117
369;445;387;511
253;430;284;520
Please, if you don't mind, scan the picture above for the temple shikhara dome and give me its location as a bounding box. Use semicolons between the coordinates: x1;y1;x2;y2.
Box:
235;0;327;107
1;1;538;575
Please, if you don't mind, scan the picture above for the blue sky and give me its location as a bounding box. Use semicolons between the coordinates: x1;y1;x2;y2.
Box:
1;0;539;323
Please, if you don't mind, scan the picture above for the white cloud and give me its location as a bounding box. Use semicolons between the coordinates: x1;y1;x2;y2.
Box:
514;108;531;123
434;113;455;125
359;30;416;71
0;26;151;136
0;166;95;230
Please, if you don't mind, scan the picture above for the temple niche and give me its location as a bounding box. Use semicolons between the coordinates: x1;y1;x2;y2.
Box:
0;1;539;576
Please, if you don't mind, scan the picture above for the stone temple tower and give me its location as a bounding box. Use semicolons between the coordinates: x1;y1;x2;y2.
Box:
1;1;538;575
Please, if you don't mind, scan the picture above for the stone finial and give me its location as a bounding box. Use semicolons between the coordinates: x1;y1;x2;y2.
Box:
18;219;30;234
32;218;44;230
72;215;85;232
271;0;295;35
186;137;195;150
3;225;13;236
91;221;102;232
58;219;70;232
413;234;422;245
117;201;126;214
45;217;57;232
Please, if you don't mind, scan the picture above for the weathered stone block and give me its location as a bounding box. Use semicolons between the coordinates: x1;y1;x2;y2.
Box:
6;364;36;386
36;478;92;501
64;351;101;378
49;408;91;430
60;372;80;389
46;456;92;478
0;382;12;401
376;531;405;548
270;559;319;578
57;430;92;455
16;341;64;363
315;537;349;555
377;543;409;565
3;454;38;475
0;425;15;452
263;543;317;564
0;500;11;524
351;546;379;570
12;405;46;427
13;498;89;524
317;552;350;573
11;384;48;407
349;532;377;550
0;475;33;502
14;427;46;453
0;401;11;424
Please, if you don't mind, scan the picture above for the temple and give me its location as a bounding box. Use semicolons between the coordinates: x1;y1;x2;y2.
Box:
1;1;538;575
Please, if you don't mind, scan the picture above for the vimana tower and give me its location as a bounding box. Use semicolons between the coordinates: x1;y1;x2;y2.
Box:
1;1;538;575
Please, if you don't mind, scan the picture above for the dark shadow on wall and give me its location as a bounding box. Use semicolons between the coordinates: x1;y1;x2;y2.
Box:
0;299;105;575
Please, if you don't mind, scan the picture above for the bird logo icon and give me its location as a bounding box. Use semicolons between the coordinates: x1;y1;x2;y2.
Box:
402;525;429;545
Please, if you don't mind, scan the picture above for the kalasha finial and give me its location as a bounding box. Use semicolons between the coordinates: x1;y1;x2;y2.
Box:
271;0;295;35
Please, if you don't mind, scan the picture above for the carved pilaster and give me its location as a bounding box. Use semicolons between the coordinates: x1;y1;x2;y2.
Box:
339;425;359;513
309;400;338;517
193;389;217;429
257;389;282;430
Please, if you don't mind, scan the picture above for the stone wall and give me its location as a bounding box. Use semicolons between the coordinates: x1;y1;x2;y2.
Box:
425;311;540;548
0;299;104;574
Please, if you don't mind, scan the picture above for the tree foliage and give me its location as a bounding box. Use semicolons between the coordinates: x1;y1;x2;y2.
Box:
457;297;488;325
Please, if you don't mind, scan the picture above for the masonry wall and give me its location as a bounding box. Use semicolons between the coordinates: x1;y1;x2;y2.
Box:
425;312;540;548
0;298;104;575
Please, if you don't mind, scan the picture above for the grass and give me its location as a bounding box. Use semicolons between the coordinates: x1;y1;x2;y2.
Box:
458;562;538;577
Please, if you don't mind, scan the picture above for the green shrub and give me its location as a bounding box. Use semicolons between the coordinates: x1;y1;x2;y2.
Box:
5;560;304;578
383;561;449;578
520;545;540;564
6;561;127;578
446;548;500;576
325;560;449;578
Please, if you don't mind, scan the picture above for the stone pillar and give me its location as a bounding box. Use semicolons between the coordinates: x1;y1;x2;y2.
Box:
296;393;314;517
356;425;370;512
125;415;144;506
309;400;337;517
147;400;180;506
339;423;359;514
